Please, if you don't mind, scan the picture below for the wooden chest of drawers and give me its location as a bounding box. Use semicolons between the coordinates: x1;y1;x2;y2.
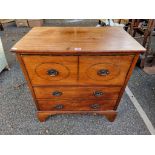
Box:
11;27;145;122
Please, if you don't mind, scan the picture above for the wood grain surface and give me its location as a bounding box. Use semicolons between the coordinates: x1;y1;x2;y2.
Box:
22;55;78;85
79;55;134;85
33;86;121;99
37;99;117;111
11;27;146;54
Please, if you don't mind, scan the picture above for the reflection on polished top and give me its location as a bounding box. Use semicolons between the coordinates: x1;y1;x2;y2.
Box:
11;27;146;53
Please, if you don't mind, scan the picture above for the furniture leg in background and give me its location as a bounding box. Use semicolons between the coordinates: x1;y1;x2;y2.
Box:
128;19;155;69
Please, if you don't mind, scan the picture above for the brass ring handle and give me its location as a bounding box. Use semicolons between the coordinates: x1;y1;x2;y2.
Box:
52;91;63;96
90;103;100;109
97;69;109;76
54;104;64;110
47;69;59;76
94;91;104;97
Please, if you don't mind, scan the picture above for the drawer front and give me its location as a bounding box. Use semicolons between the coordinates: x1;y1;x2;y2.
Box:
34;86;121;99
37;99;117;111
79;55;134;86
22;56;78;85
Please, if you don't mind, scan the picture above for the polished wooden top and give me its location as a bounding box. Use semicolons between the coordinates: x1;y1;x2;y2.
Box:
11;27;145;54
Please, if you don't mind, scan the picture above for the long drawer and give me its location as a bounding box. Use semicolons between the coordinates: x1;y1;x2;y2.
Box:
37;99;117;111
34;86;121;100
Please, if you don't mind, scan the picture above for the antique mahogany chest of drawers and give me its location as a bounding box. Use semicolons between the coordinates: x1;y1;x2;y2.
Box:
11;27;145;122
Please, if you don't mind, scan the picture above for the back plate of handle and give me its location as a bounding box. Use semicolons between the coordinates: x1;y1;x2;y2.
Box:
54;104;64;110
47;69;59;76
97;69;109;76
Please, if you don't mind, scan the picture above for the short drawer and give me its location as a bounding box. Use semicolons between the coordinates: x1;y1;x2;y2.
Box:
79;55;134;86
22;55;78;86
37;99;117;111
34;86;121;100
